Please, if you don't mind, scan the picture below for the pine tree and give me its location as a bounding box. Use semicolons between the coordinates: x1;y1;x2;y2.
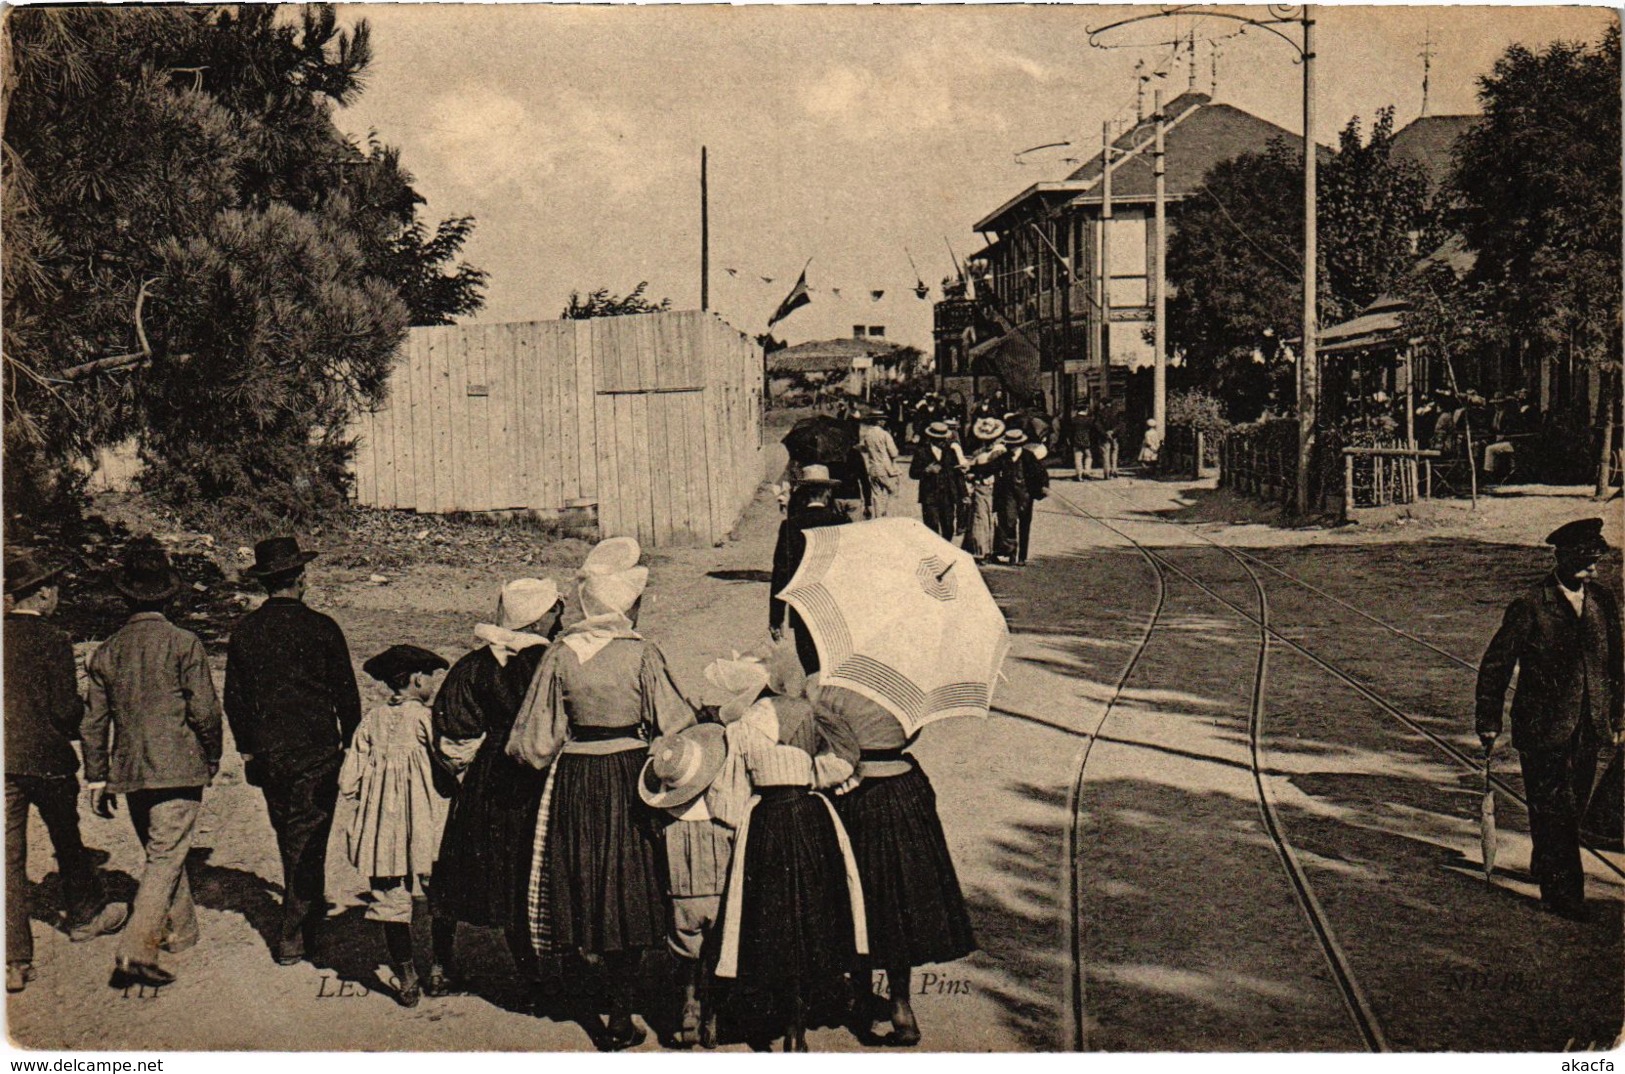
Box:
2;5;487;528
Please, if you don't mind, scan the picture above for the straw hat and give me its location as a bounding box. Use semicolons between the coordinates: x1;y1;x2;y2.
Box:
972;417;1006;442
1001;428;1029;445
797;464;842;487
4;547;63;596
362;644;449;685
113;540;181;603
638;724;727;810
925;421;951;440
496;578;561;631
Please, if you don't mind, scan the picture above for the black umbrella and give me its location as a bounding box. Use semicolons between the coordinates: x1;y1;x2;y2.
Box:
782;415;858;467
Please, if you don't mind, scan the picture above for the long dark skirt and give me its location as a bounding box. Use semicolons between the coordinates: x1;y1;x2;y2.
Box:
546;750;665;956
835;763;975;969
722;789;856;1039
431;739;547;930
736;789;856;985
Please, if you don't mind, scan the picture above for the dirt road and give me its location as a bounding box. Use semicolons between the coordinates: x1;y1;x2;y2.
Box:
9;458;1621;1051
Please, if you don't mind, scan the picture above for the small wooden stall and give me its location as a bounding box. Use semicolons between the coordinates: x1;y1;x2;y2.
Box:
348;310;764;547
1318;295;1437;519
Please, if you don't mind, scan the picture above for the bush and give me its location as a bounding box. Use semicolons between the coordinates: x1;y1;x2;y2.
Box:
1167;389;1232;436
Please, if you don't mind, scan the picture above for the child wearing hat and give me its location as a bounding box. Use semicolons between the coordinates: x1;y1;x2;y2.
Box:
640;719;731;1048
341;644;451;1006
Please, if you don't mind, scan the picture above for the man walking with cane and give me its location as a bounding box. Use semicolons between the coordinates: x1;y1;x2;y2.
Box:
1476;518;1621;922
225;537;362;964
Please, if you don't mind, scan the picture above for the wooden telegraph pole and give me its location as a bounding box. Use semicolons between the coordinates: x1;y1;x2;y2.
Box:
1099;121;1113;403
1297;9;1318;516
1153;90;1168;440
700;146;710;311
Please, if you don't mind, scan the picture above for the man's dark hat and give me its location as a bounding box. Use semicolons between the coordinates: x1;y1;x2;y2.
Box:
1547;518;1609;559
114;539;181;603
245;536;318;579
4;547;63;597
362;644;449;685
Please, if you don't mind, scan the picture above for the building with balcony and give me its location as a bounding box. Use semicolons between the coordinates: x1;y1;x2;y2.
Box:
944;92;1320;424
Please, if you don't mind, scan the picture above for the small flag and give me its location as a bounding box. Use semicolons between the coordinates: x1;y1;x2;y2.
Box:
768;268;812;327
760;275;775;284
1021;265;1036;279
870;289;885;301
725;268;739;278
914;282;930;300
831;288;842;298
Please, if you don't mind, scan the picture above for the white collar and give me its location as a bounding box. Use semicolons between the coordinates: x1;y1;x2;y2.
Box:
473;623;549;666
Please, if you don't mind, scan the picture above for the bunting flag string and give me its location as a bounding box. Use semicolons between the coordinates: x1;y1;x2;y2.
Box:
714;245;962;305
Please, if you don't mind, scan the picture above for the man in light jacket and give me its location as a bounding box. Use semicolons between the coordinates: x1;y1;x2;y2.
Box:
84;540;222;988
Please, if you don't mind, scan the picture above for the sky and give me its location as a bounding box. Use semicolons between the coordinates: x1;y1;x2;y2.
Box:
333;3;1618;351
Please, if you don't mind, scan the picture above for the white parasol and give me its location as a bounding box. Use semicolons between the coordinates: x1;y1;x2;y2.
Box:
779;517;1010;736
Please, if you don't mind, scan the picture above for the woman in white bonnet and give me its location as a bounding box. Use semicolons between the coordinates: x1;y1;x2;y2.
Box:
508;537;697;1050
703;642;864;1052
427;577;565;998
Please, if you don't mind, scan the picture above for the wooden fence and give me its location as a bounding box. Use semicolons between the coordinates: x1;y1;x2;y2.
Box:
348;311;764;547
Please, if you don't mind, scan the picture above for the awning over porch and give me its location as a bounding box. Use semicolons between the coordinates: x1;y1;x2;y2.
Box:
1319;295;1412;356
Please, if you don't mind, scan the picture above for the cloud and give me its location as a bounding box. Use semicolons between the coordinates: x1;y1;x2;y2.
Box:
412;84;679;204
799;41;1055;139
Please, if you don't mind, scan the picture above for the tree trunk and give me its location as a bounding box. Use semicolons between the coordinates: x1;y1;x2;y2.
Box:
1595;366;1616;500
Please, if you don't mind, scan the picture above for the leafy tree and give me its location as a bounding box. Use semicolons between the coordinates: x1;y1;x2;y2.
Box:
560;281;671;319
1445;26;1621;493
1163;141;1305;420
1320;108;1433;321
1165;112;1433;421
1;5;486;530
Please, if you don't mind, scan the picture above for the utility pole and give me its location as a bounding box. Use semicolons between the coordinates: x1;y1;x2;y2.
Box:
1099;121;1113;403
1153;90;1167;440
1297;8;1318;516
1419;26;1435;118
700;146;710;311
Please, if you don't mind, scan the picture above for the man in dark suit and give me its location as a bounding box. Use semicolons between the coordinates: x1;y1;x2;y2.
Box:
225;537;362;964
910;422;963;540
5;549;127;993
1477;517;1622;921
771;465;850;675
992;428;1050;566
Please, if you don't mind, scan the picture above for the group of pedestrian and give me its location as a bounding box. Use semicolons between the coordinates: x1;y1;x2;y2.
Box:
908;414;1049;566
7;525;975;1053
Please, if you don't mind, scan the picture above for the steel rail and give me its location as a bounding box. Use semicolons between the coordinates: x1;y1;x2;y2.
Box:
1049;486;1389;1051
1082;481;1480;672
1044;486;1625;883
1060;524;1166;1051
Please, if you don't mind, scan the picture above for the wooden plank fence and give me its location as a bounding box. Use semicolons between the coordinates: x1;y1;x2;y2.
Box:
349;310;764;547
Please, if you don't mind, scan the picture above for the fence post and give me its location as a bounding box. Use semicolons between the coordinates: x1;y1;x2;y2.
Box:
1344;451;1355;514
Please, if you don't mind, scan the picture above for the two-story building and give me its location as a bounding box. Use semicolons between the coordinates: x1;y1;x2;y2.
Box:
943;92;1312;426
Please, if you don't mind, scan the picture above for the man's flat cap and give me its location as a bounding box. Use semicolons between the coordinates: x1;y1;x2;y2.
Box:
1546;517;1609;556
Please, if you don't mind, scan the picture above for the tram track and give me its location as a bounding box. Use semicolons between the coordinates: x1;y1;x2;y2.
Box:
1045;484;1389;1052
1052;482;1625;882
